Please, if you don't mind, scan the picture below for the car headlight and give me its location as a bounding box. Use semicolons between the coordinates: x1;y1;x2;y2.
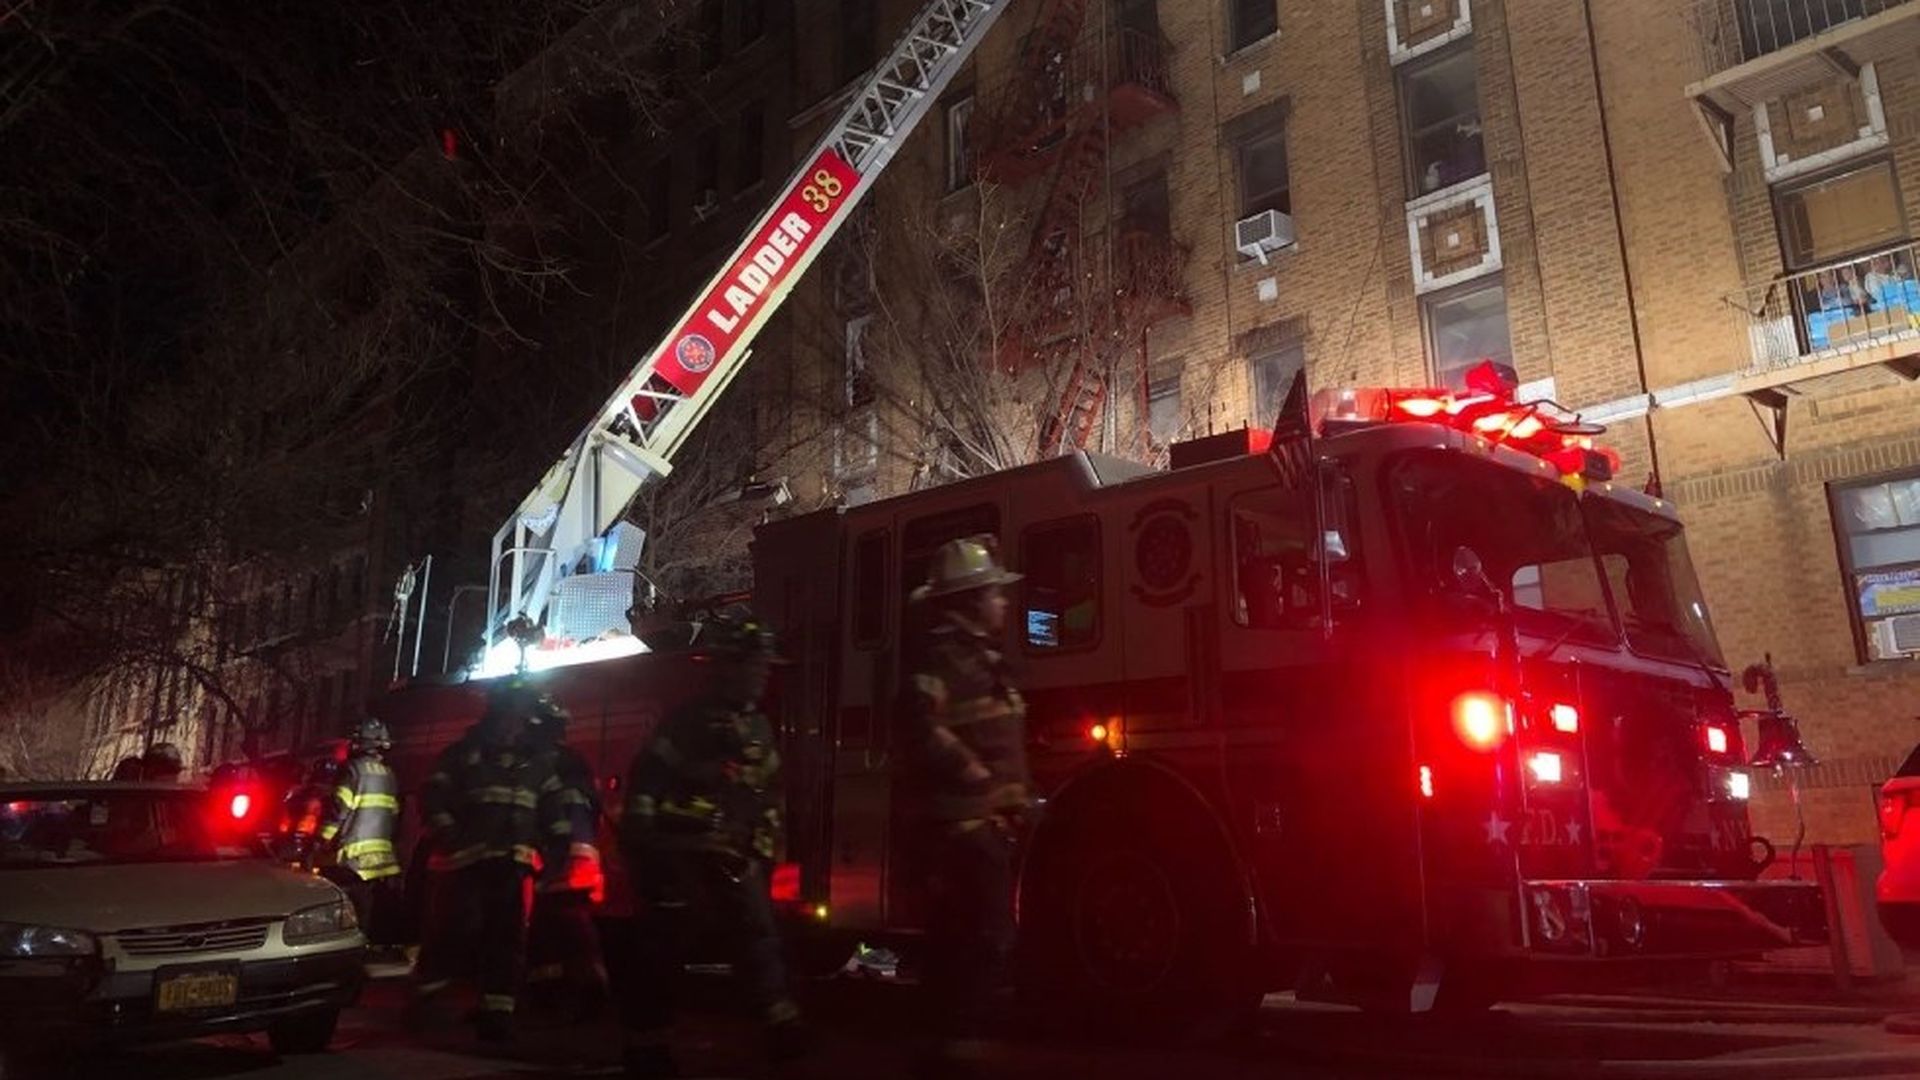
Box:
282;900;358;945
0;921;97;958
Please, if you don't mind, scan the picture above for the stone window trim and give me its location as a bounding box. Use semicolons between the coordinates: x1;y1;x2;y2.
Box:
1771;155;1908;272
1386;0;1472;66
944;91;976;194
1755;63;1888;185
1407;173;1501;295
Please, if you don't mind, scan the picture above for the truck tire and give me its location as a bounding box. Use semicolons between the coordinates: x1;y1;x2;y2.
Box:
1018;802;1261;1042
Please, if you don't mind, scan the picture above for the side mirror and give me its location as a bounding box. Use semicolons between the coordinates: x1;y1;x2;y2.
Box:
1451;546;1494;597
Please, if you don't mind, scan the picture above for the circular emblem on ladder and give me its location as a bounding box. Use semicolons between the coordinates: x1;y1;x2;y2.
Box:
676;333;717;374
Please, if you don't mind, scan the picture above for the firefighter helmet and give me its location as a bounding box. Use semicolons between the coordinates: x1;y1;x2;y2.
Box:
696;616;787;663
526;692;572;738
142;742;184;778
352;717;392;753
910;535;1021;602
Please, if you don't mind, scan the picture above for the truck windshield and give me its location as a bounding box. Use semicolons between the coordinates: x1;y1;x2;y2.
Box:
1582;498;1725;668
1390;452;1613;642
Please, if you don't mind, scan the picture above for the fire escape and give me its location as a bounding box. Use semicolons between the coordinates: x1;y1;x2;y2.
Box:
976;0;1182;457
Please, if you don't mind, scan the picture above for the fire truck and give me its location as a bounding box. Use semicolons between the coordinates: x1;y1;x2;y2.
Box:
370;0;1828;1029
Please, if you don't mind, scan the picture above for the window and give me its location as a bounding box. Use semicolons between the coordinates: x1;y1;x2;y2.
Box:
1122;170;1171;237
1227;0;1277;52
737;104;765;192
1401;45;1484;196
694;133;721;218
853;530;888;645
901;505;1003;604
1831;470;1920;662
699;0;725;71
1423;278;1514;390
1230;470;1362;629
1777;159;1905;270
845;315;875;409
1233;123;1290;220
1022;517;1102;651
1249;343;1303;430
1147;376;1182;446
741;0;768;44
945;95;975;192
841;0;877;85
838;316;878;477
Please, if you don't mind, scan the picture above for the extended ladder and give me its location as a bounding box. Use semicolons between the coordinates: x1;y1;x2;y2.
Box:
486;0;1010;646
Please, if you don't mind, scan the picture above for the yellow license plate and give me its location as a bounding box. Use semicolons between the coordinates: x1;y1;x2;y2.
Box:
155;970;238;1012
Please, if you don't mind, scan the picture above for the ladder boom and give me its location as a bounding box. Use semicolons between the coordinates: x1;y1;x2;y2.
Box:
485;0;1010;649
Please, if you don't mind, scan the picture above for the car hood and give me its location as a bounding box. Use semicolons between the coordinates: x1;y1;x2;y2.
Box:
0;859;343;932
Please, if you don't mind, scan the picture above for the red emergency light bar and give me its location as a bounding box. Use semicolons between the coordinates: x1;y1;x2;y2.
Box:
1309;362;1620;487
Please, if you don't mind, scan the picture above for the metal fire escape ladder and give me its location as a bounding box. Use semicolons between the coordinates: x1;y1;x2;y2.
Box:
487;0;1010;645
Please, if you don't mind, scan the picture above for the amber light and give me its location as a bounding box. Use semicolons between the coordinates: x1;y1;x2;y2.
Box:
1089;723;1108;744
1451;692;1509;750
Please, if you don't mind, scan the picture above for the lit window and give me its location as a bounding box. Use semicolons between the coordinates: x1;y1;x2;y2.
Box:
1423;278;1514;390
1830;469;1920;662
1249;343;1303;430
1400;45;1484;196
1776;160;1905;270
945;95;975;192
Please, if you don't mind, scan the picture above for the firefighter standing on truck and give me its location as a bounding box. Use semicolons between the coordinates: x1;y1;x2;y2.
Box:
618;616;806;1079
413;679;569;1043
524;694;608;1020
902;536;1029;1080
319;719;401;939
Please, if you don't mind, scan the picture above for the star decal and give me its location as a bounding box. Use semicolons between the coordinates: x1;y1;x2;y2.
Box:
1565;820;1584;845
1484;812;1511;846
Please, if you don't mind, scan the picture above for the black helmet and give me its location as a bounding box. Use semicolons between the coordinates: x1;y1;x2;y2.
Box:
143;742;184;776
696;616;785;663
352;717;392;753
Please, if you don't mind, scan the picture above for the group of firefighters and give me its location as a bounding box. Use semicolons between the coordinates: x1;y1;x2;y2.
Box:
199;535;1024;1079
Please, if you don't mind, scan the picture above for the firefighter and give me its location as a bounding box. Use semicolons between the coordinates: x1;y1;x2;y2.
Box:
141;742;184;783
319;719;402;940
523;695;608;1021
619;616;806;1079
413;678;569;1043
280;759;336;868
901;536;1028;1079
110;755;145;781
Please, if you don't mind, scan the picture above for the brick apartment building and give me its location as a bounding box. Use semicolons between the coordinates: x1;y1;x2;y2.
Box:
769;0;1920;846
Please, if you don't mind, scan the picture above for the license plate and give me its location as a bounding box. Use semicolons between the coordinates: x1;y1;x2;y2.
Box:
154;968;239;1012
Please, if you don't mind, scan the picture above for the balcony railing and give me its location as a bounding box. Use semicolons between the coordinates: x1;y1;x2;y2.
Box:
1691;0;1902;74
1729;241;1920;371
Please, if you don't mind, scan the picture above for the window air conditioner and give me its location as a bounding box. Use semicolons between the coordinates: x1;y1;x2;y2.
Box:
1891;613;1920;656
1235;209;1296;264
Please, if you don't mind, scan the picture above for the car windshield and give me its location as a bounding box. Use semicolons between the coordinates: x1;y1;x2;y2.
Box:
1390;452;1614;642
0;789;257;868
1582;497;1725;668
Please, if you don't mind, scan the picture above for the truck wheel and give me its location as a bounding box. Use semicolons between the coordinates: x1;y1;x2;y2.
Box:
1020;812;1261;1041
267;1008;340;1055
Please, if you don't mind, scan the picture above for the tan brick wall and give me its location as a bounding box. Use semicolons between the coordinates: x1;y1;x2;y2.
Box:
771;0;1920;844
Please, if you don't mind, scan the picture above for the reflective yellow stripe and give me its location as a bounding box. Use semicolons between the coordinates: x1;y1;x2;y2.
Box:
556;789;592;808
359;863;402;880
319;824;340;840
342;838;395;858
548;819;573;836
472;786;538;808
480;994;516;1013
356;793;399;811
334;785;358;809
426;812;455;829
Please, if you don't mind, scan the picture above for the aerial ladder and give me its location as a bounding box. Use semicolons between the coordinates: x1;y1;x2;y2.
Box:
477;0;1011;669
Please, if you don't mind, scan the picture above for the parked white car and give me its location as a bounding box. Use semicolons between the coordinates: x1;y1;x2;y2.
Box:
0;781;365;1068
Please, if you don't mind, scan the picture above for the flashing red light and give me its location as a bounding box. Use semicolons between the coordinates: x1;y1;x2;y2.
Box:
1418;764;1435;799
1881;790;1913;840
770;861;801;903
228;792;253;820
1549;703;1580;734
1451;692;1508;750
1704;725;1730;755
1527;751;1564;784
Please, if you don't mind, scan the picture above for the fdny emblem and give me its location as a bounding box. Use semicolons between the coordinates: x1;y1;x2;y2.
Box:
676;333;718;373
1129;498;1200;607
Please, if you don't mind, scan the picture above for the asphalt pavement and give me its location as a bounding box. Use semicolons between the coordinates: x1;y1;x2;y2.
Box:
35;972;1920;1080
